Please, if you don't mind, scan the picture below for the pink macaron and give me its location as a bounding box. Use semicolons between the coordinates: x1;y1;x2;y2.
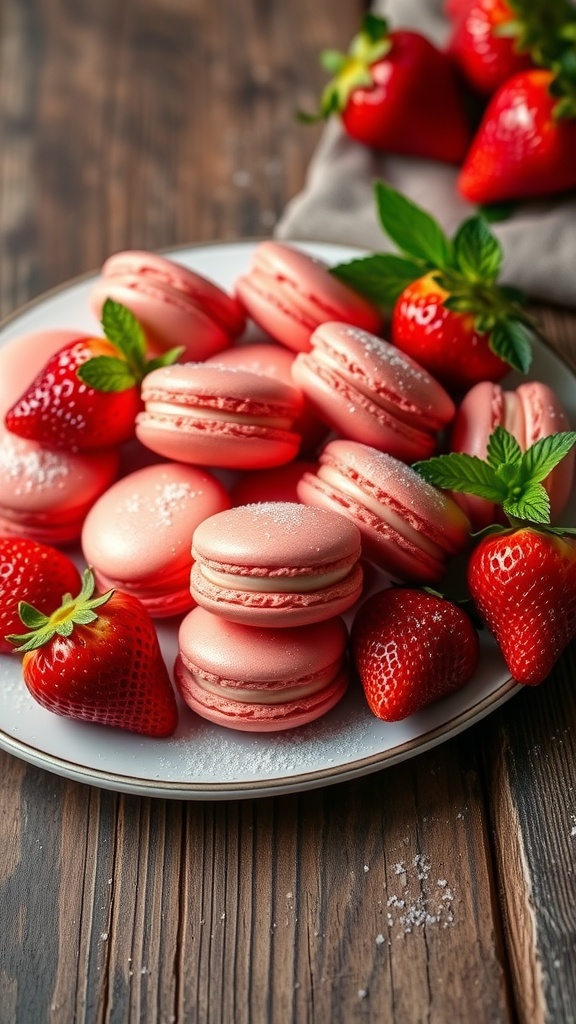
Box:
0;330;85;419
136;362;304;469
205;341;329;453
81;462;230;617
292;322;455;461
451;379;575;529
174;607;349;732
90;250;246;360
297;439;471;582
0;425;119;545
235;241;382;353
190;501;363;627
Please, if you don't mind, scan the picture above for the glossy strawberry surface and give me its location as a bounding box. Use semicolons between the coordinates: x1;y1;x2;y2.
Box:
458;70;576;204
0;537;81;655
391;272;509;393
351;587;479;722
448;0;533;95
468;527;576;685
5;337;142;451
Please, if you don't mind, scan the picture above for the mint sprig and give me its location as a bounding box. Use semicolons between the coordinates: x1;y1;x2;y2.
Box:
413;426;576;526
76;298;184;393
330;180;539;375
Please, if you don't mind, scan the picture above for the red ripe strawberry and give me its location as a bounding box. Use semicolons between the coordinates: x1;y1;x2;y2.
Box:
415;424;576;684
351;588;479;722
392;272;509;392
302;14;471;163
458;69;576;204
330;182;537;393
5;299;182;452
0;536;81;655
447;0;533;95
468;528;576;684
7;568;178;737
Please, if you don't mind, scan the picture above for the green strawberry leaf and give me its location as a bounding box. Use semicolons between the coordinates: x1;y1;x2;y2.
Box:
519;431;576;482
102;299;147;377
490;319;533;373
145;345;186;373
330;253;421;307
77;355;137;392
452;216;502;284
413;453;508;501
498;283;527;305
486;425;523;469
320;49;347;74
442;294;479;314
17;602;49;629
374;181;452;268
503;483;551;524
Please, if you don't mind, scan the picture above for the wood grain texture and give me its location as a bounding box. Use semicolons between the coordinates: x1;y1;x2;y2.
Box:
1;0;576;1021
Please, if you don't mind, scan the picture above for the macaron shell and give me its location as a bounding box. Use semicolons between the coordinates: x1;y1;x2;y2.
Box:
81;462;230;617
0;426;119;544
0;330;85;418
235;241;382;353
177;607;348;687
190;558;364;627
517;381;575;520
229;461;318;506
297;440;470;582
174;655;349;732
136;363;303;468
91;250;245;360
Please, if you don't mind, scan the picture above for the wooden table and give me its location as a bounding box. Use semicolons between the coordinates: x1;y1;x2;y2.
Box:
1;2;576;1021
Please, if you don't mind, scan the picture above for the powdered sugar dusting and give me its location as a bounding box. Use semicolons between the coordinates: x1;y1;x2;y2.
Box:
121;481;204;527
382;856;455;935
0;434;70;493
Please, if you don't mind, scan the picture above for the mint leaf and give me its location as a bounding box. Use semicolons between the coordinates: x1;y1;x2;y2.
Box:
146;346;186;373
520;431;576;483
486;426;522;469
490;319;533;373
452;216;502;283
504;484;551;524
330;254;421;306
374;181;452;268
413;453;507;501
77;355;136;392
477;201;518;223
101;299;147;377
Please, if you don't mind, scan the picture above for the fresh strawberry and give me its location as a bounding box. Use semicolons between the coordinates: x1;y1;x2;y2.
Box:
415;425;576;684
7;568;178;737
5;300;183;452
351;587;479;722
300;14;471;163
330;182;537;392
447;0;534;95
0;537;81;655
458;66;576;204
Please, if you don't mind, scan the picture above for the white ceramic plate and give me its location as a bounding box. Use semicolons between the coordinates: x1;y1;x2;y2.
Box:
0;240;571;800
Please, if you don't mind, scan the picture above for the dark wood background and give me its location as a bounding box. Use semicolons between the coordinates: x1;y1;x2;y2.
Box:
1;1;576;1021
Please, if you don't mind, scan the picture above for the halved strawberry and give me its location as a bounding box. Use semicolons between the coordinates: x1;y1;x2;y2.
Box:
7;568;178;737
351;587;479;721
0;536;81;655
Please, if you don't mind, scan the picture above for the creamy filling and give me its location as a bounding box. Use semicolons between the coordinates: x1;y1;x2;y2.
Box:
144;400;294;430
191;665;339;704
199;563;351;592
318;465;446;560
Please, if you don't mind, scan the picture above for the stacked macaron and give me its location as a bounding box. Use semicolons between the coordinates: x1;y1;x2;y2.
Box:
175;501;363;730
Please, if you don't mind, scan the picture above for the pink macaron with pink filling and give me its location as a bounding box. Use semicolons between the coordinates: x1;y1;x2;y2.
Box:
190;501;363;627
81;462;230;618
136;362;304;469
451;380;575;529
235;241;382;353
0;425;119;545
90;250;245;360
292;322;455;461
297;439;471;582
174;607;349;732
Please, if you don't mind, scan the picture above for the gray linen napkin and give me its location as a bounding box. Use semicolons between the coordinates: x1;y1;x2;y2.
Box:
275;0;576;308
